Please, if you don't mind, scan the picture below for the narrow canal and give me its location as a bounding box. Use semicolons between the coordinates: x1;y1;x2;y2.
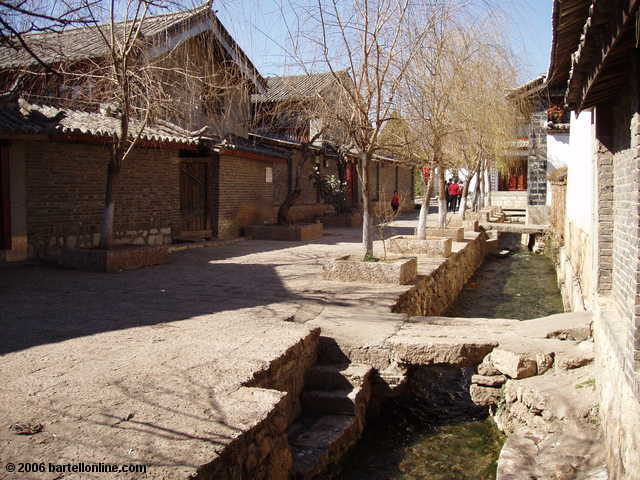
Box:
328;244;564;479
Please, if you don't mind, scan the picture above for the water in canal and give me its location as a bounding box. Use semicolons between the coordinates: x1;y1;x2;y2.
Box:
330;245;564;480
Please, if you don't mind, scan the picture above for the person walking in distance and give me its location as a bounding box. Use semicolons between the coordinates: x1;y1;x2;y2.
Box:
447;180;459;212
391;190;401;215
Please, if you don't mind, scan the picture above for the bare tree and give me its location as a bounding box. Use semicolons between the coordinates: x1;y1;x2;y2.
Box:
401;5;518;233
0;0;96;72
8;1;251;248
289;0;430;259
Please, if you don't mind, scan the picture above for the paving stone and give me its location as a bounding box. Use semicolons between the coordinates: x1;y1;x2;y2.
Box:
470;384;503;406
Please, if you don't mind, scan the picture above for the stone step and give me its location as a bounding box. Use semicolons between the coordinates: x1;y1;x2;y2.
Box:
304;362;373;391
289;414;359;479
302;388;361;416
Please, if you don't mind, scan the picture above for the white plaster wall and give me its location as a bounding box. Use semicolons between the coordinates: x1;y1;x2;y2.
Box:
566;110;595;233
546;132;571;206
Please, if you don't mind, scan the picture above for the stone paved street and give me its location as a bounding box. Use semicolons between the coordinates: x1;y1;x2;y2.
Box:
0;217;423;479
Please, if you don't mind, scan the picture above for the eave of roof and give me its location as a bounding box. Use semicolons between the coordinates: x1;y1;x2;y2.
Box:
565;0;640;110
546;0;592;92
508;74;547;100
0;97;204;147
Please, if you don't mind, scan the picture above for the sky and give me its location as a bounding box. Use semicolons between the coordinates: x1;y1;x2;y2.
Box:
215;0;553;85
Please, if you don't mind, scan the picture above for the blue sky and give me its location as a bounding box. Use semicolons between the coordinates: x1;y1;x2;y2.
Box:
216;0;553;84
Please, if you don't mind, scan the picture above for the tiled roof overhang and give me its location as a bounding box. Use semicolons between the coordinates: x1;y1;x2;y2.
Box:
566;0;640;110
546;0;593;93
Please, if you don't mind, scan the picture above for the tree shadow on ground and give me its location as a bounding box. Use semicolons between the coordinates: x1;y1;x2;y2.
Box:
0;363;285;478
0;231;361;355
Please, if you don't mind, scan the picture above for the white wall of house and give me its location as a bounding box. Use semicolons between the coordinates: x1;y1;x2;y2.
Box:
566;111;594;233
546;132;571;206
559;109;596;311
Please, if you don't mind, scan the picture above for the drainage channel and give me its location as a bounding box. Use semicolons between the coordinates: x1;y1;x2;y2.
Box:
323;242;564;479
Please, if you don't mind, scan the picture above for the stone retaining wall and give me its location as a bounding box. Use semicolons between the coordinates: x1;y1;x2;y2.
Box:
392;232;493;316
201;328;320;479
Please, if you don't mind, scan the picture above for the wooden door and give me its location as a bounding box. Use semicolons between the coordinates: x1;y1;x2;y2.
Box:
180;161;210;237
0;145;10;250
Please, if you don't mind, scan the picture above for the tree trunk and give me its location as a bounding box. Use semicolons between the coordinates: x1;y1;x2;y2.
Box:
416;173;433;240
359;153;373;258
277;189;301;225
99;163;117;249
478;163;485;209
437;167;447;229
460;173;473;220
484;164;492;207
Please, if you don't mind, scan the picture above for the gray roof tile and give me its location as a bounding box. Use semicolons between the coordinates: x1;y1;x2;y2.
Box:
0;97;203;145
251;70;349;103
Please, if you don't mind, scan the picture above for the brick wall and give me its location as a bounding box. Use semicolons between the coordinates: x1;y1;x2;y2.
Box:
217;153;275;238
595;123;614;294
272;151;342;222
371;164;414;213
610;83;640;375
24;140;180;256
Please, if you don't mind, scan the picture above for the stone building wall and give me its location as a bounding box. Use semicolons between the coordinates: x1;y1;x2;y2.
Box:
20;140;180;257
591;68;640;479
217;154;275;238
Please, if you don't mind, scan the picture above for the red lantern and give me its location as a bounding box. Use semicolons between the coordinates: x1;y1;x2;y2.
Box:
422;167;430;182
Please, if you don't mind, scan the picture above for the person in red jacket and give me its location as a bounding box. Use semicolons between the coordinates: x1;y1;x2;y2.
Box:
447;180;459;212
391;191;401;214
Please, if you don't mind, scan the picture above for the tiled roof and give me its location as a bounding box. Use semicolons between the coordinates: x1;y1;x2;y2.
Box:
546;0;591;91
0;97;203;145
0;3;266;90
251;70;349;103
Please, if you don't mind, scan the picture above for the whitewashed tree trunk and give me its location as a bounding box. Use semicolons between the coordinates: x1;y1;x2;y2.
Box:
484;165;492;207
437;167;447;228
460;173;474;220
416;174;433;240
359;153;374;258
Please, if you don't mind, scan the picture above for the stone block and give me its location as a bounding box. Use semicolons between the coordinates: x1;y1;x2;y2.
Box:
526;205;550;225
322;255;417;285
472;374;507;387
555;342;594;371
491;348;538;379
388;235;452;258
463;219;480;232
59;245;169;273
319;213;363;228
470;384;502;406
535;353;554;375
420;227;464;242
477;356;500;376
246;223;323;241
